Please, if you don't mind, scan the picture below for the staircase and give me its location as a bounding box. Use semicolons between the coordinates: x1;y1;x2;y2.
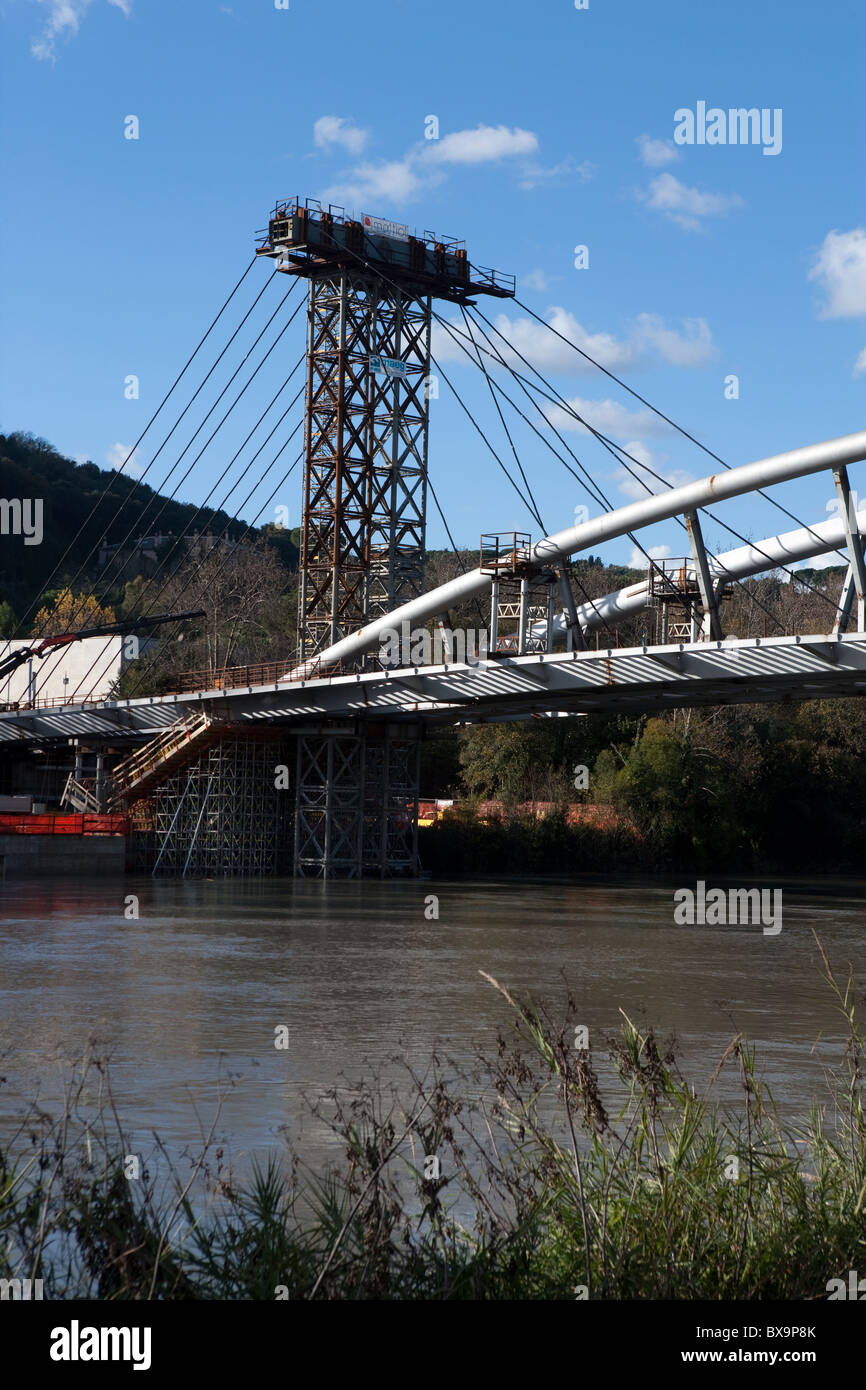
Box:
61;774;101;814
108;712;227;807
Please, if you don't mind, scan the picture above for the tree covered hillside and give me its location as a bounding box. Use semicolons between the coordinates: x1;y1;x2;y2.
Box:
0;431;299;633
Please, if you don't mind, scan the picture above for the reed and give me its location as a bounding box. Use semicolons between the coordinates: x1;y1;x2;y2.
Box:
2;937;863;1300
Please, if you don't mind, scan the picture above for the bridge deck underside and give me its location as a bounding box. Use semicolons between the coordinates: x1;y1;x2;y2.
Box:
2;634;866;746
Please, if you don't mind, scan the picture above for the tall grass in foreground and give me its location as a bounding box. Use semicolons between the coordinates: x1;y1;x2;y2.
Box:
2;935;864;1299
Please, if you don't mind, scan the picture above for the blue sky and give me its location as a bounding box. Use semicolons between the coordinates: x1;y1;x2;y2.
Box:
1;0;864;572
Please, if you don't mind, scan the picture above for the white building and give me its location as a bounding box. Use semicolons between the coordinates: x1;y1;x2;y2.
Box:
0;636;126;706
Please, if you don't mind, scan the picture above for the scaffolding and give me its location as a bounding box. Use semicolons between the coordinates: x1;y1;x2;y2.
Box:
130;734;292;877
648;558;731;643
480;533;557;655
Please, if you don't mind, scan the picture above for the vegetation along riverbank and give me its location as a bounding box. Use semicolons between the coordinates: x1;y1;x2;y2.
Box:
2;943;863;1300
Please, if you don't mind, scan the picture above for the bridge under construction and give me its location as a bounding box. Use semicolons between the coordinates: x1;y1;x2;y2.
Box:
2;198;865;878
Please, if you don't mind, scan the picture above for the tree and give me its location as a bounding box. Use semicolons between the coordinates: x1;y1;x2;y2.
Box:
0;600;17;636
123;536;294;693
32;588;115;636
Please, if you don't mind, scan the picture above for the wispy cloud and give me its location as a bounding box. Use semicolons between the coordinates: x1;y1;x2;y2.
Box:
522;269;551;292
433;306;715;376
638;172;744;231
635;312;715;366
420;124;538;165
628;543;671;569
317;120;556;209
517;155;594;191
614;446;694;499
635;134;680;168
321;158;433;209
313;115;369;156
543;397;673;441
30;0;131;62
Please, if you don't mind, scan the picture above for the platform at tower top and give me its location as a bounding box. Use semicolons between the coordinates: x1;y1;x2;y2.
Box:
255;197;516;303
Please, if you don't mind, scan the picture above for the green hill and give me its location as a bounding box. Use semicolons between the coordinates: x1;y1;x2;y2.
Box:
0;431;299;633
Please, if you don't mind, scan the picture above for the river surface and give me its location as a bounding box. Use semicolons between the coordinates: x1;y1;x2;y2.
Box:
0;874;864;1186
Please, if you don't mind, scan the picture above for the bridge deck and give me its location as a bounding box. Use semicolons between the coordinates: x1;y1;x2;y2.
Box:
2;632;866;746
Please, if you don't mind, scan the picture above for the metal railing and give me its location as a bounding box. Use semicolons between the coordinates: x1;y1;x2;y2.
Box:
175;656;342;691
110;712;218;801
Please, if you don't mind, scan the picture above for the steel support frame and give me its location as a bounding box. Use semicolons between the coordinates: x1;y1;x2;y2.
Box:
297;269;431;662
684;510;724;641
557;563;587;651
293;724;421;879
834;565;857;636
310;430;866;673
832;466;866;631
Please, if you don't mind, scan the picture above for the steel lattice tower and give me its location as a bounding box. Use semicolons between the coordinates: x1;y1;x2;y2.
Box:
257;198;515;664
299;270;431;657
254;198;514;876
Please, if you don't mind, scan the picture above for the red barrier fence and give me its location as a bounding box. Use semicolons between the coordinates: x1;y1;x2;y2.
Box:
0;813;129;836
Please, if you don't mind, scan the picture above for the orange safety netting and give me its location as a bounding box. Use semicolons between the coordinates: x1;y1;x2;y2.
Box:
0;813;129;836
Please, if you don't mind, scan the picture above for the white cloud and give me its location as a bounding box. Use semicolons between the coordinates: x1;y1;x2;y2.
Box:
421;124;538;165
633;312;714;367
628;543;671;570
313;115;369;156
545;398;672;441
432;306;632;373
318;122;546;208
808;228;866;319
106;442;140;476
620;440;656;470
503;308;638;372
636;134;680;168
30;0;130;61
321;158;430;208
639;172;744;231
854;345;866;376
433;305;715;376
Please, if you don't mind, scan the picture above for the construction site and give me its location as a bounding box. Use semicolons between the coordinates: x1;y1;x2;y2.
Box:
3;201;866;881
1;201;517;878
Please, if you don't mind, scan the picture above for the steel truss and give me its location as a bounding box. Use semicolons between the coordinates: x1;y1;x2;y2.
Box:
298;270;431;661
130;734;292;877
293;724;420;879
